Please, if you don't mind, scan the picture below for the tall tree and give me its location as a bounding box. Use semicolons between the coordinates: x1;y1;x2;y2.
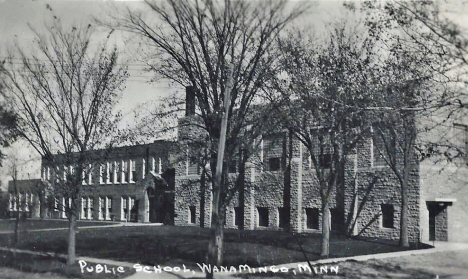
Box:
1;21;128;264
361;0;465;247
272;23;378;256
106;0;307;275
0;79;19;166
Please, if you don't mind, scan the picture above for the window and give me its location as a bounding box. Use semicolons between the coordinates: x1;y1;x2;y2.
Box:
152;157;156;173
114;161;120;183
122;197;128;220
454;123;468;163
130;160;137;182
158;157;162;174
122;161;128;183
88;198;94;220
188;158;200;175
61;197;66;218
53;197;58;212
257;207;269;227
108;162;114;184
82;168;87;185
100;164;106;184
381;204;394;228
268;157;281;172
305;208;319;229
88;164;93;184
24;193;29;212
106;197;112;220
228;159;237;173
234;207;242;227
81;197;87;219
189;206;196;224
319;154;332;169
278;207;289;228
63;166;67;181
99;197;104;220
142;159;146;179
8;194;13;211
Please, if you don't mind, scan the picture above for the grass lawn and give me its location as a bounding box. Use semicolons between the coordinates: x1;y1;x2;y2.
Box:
0;219;118;232
0;224;428;269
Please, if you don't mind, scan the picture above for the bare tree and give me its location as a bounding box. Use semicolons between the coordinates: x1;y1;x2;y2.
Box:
0;20;128;264
0;78;19;166
105;0;307;275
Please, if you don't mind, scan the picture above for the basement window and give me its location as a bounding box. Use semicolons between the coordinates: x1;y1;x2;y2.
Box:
305;208;319;229
381;204;394;229
278;207;289;229
257;207;269;227
234;207;242;227
189;206;196;224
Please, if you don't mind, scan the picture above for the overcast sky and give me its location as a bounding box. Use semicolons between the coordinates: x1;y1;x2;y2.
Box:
1;0;467;188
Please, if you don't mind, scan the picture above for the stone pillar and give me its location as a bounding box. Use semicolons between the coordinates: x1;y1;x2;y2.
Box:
142;190;150;223
203;182;213;228
290;139;303;233
344;153;359;236
244;162;256;230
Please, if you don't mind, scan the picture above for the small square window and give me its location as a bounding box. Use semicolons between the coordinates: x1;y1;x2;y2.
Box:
381;204;394;228
257;207;269;227
305;208;319;229
228;159;237;173
268;158;281;172
319;154;332;169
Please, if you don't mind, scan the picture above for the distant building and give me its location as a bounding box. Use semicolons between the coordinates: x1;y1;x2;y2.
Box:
7;179;42;219
9;141;176;223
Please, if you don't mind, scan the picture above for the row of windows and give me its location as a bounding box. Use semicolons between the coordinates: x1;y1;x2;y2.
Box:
185;130;392;175
186;205;395;230
80;196;137;221
8;192;35;212
42;157;163;185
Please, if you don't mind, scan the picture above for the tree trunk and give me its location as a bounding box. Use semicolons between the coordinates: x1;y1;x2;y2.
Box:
207;190;222;279
67;213;77;265
14;210;19;245
320;201;330;257
399;183;409;247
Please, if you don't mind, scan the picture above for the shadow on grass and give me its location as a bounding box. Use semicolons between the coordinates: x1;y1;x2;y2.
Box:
0;225;428;269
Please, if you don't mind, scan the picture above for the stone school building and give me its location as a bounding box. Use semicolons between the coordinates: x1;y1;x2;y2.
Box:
7;88;468;244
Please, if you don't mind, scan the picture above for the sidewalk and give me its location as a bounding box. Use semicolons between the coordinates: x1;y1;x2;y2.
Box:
0;222;163;234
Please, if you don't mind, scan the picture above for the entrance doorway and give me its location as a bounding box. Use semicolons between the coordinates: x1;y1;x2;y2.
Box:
427;202;448;241
146;184;174;224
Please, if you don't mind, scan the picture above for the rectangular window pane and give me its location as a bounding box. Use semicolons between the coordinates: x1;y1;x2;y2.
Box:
257;207;269;227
